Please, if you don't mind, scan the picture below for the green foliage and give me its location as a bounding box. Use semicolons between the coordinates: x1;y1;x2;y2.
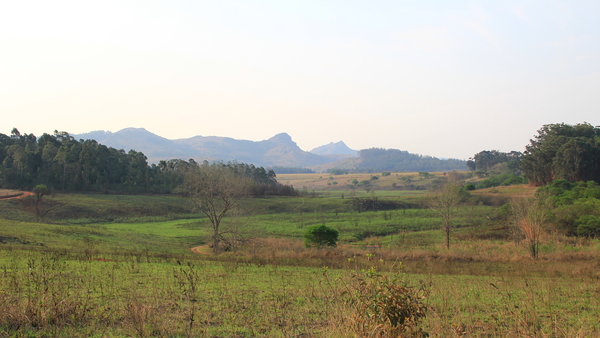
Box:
521;123;600;186
575;215;600;237
0;130;295;196
418;171;432;179
350;197;405;212
534;180;600;236
303;224;339;248
467;150;521;172
345;267;428;337
357;148;466;172
330;169;348;175
269;166;315;174
474;173;526;189
33;184;50;202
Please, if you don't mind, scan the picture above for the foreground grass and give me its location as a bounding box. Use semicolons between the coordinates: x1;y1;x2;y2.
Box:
0;246;598;337
1;187;598;336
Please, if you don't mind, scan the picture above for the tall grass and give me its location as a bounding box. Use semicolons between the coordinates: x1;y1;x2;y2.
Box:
1;245;598;337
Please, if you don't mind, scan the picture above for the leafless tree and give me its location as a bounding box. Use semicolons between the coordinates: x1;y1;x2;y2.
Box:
431;183;464;249
184;163;252;253
510;191;551;259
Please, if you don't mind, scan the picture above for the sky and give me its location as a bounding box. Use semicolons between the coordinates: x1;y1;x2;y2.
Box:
2;1;600;160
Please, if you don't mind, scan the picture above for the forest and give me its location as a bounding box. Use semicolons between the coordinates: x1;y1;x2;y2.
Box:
0;128;292;196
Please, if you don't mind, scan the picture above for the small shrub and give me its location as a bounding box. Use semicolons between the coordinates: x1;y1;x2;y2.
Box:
344;267;428;337
303;224;339;248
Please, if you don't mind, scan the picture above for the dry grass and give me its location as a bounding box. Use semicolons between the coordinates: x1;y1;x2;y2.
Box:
0;189;23;199
218;236;600;280
1;242;599;337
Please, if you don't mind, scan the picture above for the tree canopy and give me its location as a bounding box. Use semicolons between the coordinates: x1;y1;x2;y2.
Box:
356;148;466;173
0;129;295;196
466;150;521;173
520;123;600;186
303;224;339;248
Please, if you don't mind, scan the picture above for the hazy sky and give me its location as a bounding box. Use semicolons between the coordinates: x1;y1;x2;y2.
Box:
2;1;599;159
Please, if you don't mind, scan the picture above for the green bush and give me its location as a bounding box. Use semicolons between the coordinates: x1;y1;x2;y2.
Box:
576;215;600;237
303;224;339;248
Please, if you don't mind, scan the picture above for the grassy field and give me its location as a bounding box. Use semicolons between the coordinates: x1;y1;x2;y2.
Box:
1;181;599;336
278;171;444;194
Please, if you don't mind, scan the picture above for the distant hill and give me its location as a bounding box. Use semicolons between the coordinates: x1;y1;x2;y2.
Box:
173;132;334;167
355;148;466;172
75;128;199;160
310;141;357;156
74;128;467;172
74;129;339;167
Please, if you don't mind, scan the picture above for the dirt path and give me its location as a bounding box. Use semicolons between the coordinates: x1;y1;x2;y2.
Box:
190;245;211;255
0;191;33;200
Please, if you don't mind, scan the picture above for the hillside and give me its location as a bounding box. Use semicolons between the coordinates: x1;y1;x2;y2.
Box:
75;129;336;167
73;128;466;172
310;141;358;156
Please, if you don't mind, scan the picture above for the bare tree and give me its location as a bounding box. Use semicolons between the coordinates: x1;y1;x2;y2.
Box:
431;183;464;249
510;191;551;259
184;163;252;253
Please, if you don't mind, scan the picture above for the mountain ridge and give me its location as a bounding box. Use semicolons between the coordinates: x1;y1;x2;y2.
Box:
74;128;345;168
74;128;467;172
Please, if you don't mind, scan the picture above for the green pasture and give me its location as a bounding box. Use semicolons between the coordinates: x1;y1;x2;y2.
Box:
0;248;598;337
0;192;500;251
1;189;599;336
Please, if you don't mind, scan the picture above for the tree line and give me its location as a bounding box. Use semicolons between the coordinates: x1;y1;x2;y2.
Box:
356;148;466;172
467;122;600;188
0;129;295;196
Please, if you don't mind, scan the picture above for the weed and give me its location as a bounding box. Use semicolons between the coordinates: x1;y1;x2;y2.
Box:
341;266;428;337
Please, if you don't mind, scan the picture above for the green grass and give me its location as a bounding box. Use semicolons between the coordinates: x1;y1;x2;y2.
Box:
0;248;598;337
1;189;600;336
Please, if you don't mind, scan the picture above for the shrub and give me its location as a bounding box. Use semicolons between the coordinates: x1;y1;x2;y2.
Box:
345;267;428;337
576;215;600;237
303;224;339;248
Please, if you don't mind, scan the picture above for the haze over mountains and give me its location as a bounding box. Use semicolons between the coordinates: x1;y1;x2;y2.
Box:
74;128;466;172
74;128;356;169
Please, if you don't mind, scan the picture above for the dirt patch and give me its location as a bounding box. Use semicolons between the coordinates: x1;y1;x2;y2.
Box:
0;191;33;200
190;245;211;255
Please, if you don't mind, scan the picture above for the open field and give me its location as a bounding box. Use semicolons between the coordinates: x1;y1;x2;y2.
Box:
1;181;598;337
278;171;446;193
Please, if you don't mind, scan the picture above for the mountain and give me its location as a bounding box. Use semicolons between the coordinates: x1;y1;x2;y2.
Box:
75;128;197;159
173;132;332;167
310;141;357;156
74;128;467;172
74;129;338;167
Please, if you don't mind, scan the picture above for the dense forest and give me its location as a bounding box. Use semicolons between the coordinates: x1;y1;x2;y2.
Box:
520;123;600;186
0;129;293;195
356;148;467;172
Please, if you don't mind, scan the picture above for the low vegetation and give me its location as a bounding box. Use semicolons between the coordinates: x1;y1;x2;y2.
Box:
1;122;600;336
1;182;600;336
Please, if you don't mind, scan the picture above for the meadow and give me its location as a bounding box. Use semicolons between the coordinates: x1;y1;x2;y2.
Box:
0;179;599;337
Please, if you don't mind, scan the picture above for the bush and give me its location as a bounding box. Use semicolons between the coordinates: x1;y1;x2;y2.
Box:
345;267;428;337
303;224;339;248
576;215;600;237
